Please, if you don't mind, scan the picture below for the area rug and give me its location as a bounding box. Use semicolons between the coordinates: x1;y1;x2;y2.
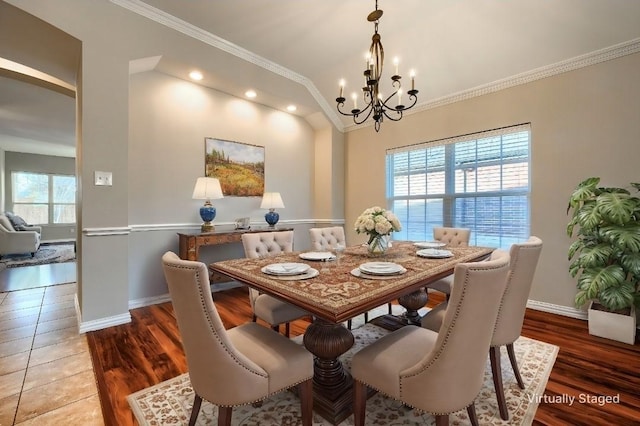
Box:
128;323;558;426
0;243;75;271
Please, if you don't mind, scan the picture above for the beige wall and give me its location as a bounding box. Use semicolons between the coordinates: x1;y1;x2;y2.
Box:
312;127;345;222
128;71;315;225
6;0;321;327
6;0;639;326
127;71;316;300
345;52;640;312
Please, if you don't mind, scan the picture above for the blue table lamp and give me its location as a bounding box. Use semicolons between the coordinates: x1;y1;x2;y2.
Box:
192;177;224;232
260;192;284;228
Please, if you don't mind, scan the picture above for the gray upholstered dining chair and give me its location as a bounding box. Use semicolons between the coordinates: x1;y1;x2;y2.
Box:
309;226;346;251
424;227;471;299
241;230;309;337
161;251;314;426
422;236;543;420
308;226;367;329
385;226;471;314
351;249;510;426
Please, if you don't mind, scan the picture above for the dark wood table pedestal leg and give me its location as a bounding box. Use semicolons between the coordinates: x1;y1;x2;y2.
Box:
303;318;355;424
398;288;428;325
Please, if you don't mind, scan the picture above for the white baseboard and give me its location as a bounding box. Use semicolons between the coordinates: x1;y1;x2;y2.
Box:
128;293;172;310
128;282;243;311
527;299;588;320
78;313;132;333
75;293;132;333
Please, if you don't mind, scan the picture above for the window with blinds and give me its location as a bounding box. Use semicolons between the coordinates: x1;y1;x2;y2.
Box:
386;123;530;249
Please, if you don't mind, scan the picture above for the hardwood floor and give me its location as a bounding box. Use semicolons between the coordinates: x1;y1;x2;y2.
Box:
87;288;640;426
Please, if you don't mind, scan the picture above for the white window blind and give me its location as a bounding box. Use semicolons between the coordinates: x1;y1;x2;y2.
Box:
386;123;531;249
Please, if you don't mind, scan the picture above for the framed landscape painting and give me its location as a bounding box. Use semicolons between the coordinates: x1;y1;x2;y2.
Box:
205;138;265;196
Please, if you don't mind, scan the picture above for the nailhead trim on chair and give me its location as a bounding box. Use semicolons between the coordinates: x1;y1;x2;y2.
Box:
167;261;314;407
356;272;477;416
490;244;537;339
207;377;315;408
166;262;268;380
361;260;498;416
412;262;507;377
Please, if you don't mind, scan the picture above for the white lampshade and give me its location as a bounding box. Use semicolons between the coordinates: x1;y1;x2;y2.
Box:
260;192;284;209
192;177;224;201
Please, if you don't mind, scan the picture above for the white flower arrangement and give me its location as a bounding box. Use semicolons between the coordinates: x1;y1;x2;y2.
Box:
354;206;402;244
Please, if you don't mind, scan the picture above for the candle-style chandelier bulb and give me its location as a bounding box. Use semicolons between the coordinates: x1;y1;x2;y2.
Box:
336;0;419;132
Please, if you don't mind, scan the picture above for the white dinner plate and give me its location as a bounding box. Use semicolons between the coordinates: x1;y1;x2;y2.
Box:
359;261;406;275
351;268;405;279
262;262;310;276
273;268;319;281
416;249;454;259
414;241;447;249
299;251;336;261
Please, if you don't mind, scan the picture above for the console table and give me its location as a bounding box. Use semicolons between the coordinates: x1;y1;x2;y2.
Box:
177;227;293;261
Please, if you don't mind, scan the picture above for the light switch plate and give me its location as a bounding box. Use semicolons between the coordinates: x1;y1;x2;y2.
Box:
94;171;113;186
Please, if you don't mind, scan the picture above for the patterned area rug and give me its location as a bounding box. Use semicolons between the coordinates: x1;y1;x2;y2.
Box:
128;322;558;426
0;243;75;271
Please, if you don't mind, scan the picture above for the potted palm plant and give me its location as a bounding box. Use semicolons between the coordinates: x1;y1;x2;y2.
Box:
566;177;640;344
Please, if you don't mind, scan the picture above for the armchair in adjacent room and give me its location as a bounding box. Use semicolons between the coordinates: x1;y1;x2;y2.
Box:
0;213;41;257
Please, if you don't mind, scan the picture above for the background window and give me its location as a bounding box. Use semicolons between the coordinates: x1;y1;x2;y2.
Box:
386;124;530;249
11;172;76;225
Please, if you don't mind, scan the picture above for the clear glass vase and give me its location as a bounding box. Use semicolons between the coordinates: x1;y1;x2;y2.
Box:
367;234;389;256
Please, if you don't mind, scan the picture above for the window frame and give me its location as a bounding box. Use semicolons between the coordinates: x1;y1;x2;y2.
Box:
11;171;77;226
386;123;531;249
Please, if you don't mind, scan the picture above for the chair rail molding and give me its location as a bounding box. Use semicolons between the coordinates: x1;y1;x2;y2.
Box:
127;219;346;233
82;226;132;236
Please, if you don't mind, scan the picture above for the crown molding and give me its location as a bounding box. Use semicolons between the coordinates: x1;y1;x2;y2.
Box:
110;1;639;134
110;0;345;131
344;37;640;132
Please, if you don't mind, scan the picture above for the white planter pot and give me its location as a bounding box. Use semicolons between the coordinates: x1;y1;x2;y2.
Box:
588;302;637;345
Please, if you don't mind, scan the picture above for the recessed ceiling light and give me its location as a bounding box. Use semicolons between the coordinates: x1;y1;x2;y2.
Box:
245;90;257;98
286;105;297;112
189;71;203;81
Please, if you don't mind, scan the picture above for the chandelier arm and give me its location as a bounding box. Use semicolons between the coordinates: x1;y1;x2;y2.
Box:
381;108;404;122
404;92;419;110
352;105;375;125
379;88;419;111
336;99;374;118
379;90;400;109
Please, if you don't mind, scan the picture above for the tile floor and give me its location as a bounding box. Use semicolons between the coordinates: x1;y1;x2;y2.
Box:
0;283;104;425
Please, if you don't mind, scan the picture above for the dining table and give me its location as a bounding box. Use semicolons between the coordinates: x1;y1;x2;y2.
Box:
209;240;493;424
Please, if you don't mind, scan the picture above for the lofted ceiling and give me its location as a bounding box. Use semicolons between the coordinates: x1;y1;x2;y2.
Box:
1;0;640;157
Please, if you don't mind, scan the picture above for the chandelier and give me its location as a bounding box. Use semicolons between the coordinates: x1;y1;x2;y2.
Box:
336;0;418;132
